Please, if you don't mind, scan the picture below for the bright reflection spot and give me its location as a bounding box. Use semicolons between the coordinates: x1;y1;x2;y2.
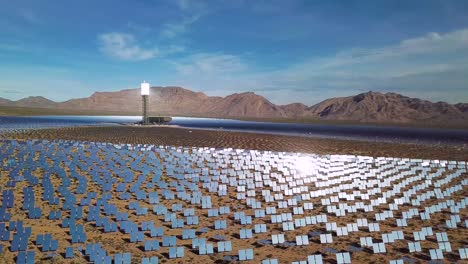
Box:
295;156;313;174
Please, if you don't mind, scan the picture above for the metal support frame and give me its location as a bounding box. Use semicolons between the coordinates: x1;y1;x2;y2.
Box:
142;95;149;124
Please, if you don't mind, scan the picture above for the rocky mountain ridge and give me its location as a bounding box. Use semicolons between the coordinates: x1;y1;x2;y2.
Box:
1;87;467;125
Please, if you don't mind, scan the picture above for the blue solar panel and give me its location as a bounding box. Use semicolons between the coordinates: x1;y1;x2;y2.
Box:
162;236;177;247
192;238;206;249
119;192;131;200
220;206;230;214
116;212;128;221
65;247;74;258
130;231;144;242
182;229;196;239
114;252;132;264
177;247;185;257
2;190;14;208
70;206;83;219
70;224;87;243
255;224;267;233
0;207;11;222
16;251;26;264
199;227;210;234
201;196;212;208
144;240;160;251
104;222;118;233
11;226;31;252
171;219;184;228
27;207;42;219
164;213;176;222
208;208;219;217
119;221;135;234
240;216;252;225
40;233;58;252
172;204;183;212
0;224;10;241
104;204;118;216
141;221;154;231
187;216;199;225
8;221;17;231
148;192;159;204
87;206;99;221
116;183;127;192
137;207;148;216
169;247;184;259
150;227;164;237
36;234;44;245
262;259;279;264
239;248;254;261
135;190;146;200
48;210;62;220
141;256;159;264
62;218;76;228
240;229;253;239
86;243;110;263
214;220;227;230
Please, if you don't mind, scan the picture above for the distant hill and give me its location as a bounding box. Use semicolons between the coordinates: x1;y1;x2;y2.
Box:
15;96;58;108
305;92;468;124
1;87;467;126
455;103;468;113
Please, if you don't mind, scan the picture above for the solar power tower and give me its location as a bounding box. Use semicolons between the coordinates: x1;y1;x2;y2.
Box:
141;81;150;124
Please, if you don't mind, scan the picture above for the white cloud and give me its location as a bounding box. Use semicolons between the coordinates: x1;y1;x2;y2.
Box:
97;32;184;61
98;33;159;61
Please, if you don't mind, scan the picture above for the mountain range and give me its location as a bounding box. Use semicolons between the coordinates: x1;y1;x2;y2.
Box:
1;87;467;126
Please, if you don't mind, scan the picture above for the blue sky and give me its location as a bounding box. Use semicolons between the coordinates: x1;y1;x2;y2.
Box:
1;0;468;105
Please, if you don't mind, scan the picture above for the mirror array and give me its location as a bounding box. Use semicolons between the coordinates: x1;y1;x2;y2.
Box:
0;139;466;263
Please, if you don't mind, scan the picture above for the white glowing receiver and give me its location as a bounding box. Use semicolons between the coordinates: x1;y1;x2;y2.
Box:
141;81;150;95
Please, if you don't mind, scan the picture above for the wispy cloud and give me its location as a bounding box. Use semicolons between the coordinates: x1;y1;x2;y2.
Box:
167;53;254;94
160;0;209;39
265;28;468;89
174;0;208;12
173;53;247;75
160;15;202;39
0;89;22;95
313;29;468;70
167;28;468;104
0;43;32;53
19;9;40;24
0;64;88;101
98;33;159;61
98;32;184;61
126;21;152;34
